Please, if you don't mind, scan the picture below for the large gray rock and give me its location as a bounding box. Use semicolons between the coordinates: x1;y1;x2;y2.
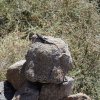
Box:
39;76;74;100
0;81;15;100
6;60;26;90
12;81;40;100
25;35;72;83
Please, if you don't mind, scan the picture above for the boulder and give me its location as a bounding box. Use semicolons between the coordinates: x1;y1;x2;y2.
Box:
6;60;26;90
62;93;91;100
39;76;74;100
0;81;15;100
25;35;72;83
12;81;40;100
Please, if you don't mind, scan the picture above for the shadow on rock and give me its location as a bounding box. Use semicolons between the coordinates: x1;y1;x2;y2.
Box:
0;81;16;100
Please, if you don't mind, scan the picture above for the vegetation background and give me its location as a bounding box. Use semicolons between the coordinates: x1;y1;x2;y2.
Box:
0;0;100;99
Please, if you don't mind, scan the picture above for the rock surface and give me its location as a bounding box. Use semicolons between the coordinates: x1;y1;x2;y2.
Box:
12;81;40;100
6;60;26;90
0;81;16;100
39;76;74;100
25;35;72;83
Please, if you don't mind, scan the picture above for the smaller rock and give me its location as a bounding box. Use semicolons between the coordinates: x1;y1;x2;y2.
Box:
6;60;26;90
62;93;91;100
12;81;40;100
39;76;74;100
0;81;16;100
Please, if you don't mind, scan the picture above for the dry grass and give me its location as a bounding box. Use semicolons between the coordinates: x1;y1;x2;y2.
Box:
0;0;100;99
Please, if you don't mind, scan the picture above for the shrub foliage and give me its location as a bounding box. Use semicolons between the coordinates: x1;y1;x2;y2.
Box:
0;0;100;99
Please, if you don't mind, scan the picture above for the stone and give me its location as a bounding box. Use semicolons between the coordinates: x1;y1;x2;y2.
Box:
62;93;91;100
12;81;40;100
0;81;16;100
25;35;72;83
6;60;26;90
39;76;74;100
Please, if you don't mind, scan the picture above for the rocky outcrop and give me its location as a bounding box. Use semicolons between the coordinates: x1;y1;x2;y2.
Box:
3;35;91;100
25;35;72;83
6;60;26;90
12;81;40;100
39;76;74;100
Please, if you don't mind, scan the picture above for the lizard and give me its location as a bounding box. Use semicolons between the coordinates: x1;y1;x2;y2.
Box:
36;34;60;50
